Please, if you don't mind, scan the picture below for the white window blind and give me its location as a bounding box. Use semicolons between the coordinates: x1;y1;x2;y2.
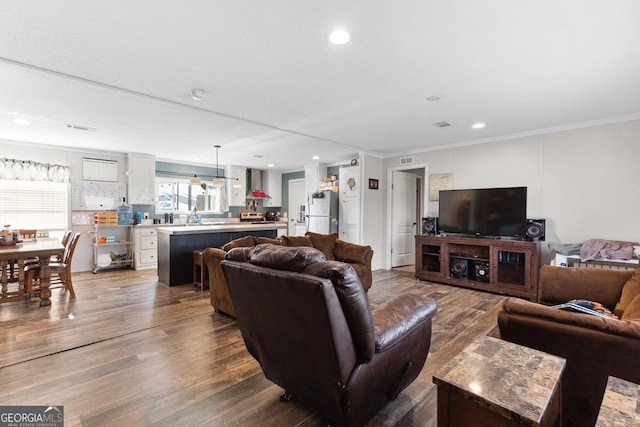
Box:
0;179;68;230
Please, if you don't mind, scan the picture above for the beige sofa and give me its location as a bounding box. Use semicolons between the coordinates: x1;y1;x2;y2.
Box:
203;232;374;317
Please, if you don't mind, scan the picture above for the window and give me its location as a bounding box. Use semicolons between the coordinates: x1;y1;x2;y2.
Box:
156;178;227;213
0;179;68;230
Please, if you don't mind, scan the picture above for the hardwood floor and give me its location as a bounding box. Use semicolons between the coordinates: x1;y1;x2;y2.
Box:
0;266;507;426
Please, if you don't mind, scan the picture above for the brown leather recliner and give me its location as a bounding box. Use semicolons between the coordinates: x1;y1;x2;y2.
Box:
498;265;640;427
221;244;437;427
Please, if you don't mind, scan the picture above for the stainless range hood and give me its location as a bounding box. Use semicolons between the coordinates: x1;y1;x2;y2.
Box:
245;169;271;199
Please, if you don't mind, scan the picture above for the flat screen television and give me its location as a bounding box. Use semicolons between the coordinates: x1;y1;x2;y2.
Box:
438;186;527;238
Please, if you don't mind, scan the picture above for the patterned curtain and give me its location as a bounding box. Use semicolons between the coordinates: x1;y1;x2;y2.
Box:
0;158;70;183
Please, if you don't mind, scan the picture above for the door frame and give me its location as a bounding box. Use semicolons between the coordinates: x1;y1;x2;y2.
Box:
385;163;428;270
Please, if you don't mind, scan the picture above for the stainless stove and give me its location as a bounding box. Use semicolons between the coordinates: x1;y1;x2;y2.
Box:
240;211;264;222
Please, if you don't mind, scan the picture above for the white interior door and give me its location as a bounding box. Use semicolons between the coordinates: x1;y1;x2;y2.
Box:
391;170;417;267
288;179;306;236
339;166;361;244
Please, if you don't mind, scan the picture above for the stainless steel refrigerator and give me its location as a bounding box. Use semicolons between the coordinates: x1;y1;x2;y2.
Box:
307;190;338;234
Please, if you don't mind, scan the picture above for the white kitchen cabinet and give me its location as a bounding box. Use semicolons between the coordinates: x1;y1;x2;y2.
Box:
133;227;157;270
304;163;326;196
227;165;247;207
127;153;156;205
262;170;282;207
277;221;287;237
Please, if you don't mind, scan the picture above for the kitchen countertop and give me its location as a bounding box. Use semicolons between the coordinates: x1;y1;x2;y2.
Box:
156;222;286;235
134;221;241;228
156;220;284;286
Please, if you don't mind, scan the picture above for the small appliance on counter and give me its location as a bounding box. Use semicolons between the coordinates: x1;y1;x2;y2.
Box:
264;211;280;222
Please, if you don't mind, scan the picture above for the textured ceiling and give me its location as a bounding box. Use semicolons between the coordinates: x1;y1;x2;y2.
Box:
0;1;639;170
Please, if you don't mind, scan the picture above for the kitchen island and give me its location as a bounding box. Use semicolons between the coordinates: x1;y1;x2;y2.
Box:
157;222;286;286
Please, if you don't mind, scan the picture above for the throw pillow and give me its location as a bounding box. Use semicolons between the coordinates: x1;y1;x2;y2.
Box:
253;236;284;246
334;239;370;264
613;276;640;317
282;235;313;247
621;294;640;321
250;245;325;272
305;232;338;261
222;235;255;252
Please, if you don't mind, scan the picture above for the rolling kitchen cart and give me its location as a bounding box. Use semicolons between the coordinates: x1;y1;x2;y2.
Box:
89;224;134;273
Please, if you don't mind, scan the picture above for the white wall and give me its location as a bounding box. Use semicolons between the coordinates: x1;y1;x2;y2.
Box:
383;119;640;264
360;153;385;270
0;139;129;272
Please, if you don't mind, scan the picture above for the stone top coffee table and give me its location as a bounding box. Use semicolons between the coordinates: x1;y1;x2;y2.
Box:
433;335;565;427
596;376;640;426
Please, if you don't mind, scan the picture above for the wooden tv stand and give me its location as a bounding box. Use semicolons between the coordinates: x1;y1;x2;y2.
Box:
415;235;540;300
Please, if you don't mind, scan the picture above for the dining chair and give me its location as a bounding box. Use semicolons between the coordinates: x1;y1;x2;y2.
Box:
24;232;81;303
51;230;73;262
18;229;37;240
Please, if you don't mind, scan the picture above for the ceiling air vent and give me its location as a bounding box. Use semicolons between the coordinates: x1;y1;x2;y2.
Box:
400;156;414;165
432;120;453;128
66;123;97;132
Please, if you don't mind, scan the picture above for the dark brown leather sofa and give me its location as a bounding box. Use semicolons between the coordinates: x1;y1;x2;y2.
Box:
498;265;640;427
204;232;374;317
220;244;437;427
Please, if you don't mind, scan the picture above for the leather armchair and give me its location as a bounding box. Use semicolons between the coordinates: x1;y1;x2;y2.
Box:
203;234;374;318
498;265;640;427
221;244;437;427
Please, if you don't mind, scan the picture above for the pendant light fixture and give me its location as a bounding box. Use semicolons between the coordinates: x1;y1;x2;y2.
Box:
212;145;241;188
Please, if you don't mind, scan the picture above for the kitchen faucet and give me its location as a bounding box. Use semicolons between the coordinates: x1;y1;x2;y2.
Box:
190;206;198;223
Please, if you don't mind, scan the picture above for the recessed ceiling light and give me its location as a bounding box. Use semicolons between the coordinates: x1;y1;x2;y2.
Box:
329;29;350;45
189;89;206;101
312;155;320;160
12;118;30;125
472;122;486;129
426;95;442;102
268;164;275;168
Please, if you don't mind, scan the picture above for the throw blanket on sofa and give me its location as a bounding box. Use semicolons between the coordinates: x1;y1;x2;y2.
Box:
580;238;639;262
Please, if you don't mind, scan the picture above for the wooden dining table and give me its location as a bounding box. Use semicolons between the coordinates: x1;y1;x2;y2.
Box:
0;238;65;307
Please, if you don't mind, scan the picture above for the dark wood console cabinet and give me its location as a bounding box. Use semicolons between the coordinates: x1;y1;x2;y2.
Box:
415;235;540;300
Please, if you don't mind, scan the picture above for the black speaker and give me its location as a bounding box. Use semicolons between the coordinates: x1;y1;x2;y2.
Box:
422;217;438;235
474;261;490;283
525;219;546;241
450;258;468;279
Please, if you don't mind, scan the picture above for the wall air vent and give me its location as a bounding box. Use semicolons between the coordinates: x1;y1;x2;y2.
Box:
432;120;453;128
400;156;414;165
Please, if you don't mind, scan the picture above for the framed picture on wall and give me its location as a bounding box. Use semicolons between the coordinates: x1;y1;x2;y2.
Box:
368;178;379;190
429;173;453;201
